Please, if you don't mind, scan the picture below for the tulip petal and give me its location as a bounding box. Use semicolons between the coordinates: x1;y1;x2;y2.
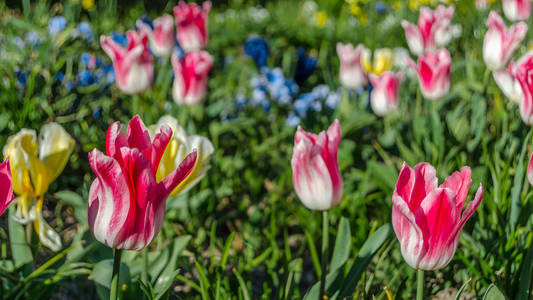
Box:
402;20;424;56
410;163;438;210
528;153;533;186
38;122;75;183
453;184;483;238
161;150;198;198
142;125;172;175
127;115;152;151
0;160;14;215
392;194;425;269
32;197;62;251
440;166;471;212
106;121;128;159
395;162;415;204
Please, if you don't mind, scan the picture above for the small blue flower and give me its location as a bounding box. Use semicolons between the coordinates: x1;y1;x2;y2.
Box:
244;35;269;68
49;16;67;36
112;32;128;48
77;70;94;86
15;70;28;87
375;2;387;13
294;48;317;84
236;93;247;109
294;98;311;117
54;72;65;82
311;100;322;112
92;107;102;118
172;43;185;60
136;16;153;30
311;84;330;99
65;81;73;92
326;92;341;109
77;22;93;41
14;37;25;48
25;31;41;47
286;112;301;126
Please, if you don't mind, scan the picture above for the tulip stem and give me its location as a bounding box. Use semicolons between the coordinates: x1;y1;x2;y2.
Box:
319;210;329;299
416;269;424;300
110;249;122;300
141;249;148;284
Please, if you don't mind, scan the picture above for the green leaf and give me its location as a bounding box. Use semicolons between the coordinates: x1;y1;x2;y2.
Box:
509;130;532;230
220;232;235;269
516;241;533;300
153;235;191;299
330;217;351;271
54;190;88;225
483;284;506;300
91;259;131;300
8;205;33;268
233;268;251;300
367;161;398;192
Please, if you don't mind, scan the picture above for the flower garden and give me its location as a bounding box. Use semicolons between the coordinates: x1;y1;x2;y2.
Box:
0;0;533;299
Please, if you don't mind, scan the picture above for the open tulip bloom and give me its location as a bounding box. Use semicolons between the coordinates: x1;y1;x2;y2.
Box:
171;50;213;105
407;48;451;101
361;47;394;76
369;71;402;116
393;162;483;271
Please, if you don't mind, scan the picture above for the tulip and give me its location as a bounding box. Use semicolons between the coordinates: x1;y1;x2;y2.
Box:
369;71;402;116
493;62;523;103
173;1;211;52
0;160;14;216
393;162;483;270
100;30;154;94
3;123;75;251
88;116;198;250
149;115;214;197
336;43;367;89
502;0;531;22
483;11;527;71
407;48;451;100
514;52;533;124
361;48;394;76
291;120;342;210
401;5;455;56
137;15;175;57
171;50;213;106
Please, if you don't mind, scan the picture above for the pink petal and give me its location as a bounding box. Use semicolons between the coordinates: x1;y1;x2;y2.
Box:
106;121;128;159
0;159;14;216
410;162;438;210
395;162;415;205
392;194;426;269
452;184;483;240
127;115;152;151
440;166;472;212
528;152;533;185
142;125;172;175
160;150;198;197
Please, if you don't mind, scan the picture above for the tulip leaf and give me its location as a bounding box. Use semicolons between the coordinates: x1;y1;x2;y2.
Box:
54;190;88;226
483;284;506;300
367;161;398;192
91;259;131;300
8;206;33;269
509;130;532;230
330;217;351;271
153;235;191;299
516;241;533;300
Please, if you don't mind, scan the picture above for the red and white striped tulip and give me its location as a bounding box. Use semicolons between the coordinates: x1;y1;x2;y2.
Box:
0;160;14;216
173;1;211;52
336;43;367;89
401;5;455;56
483;11;527;71
393;162;483;270
514;52;533;124
138;15;175;57
502;0;531;22
369;71;402;116
171;50;213;106
493;62;523;103
100;31;154;94
291;120;343;211
88;116;197;250
407;49;451;100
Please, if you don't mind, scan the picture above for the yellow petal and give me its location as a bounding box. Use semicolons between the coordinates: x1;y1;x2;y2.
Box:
32;196;62;251
360;47;372;74
373;48;393;75
38;122;75;183
12;195;34;224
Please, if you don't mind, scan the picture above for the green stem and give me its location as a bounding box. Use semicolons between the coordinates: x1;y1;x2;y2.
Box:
110;249;122;300
141;248;148;284
319;210;329;299
416;269;424;300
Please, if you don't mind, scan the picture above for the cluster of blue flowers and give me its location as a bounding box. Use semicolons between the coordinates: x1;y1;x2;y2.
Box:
235;36;341;126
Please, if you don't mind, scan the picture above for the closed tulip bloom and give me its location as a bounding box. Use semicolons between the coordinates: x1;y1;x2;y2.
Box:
137;15;175;57
407;49;451;100
100;30;154;94
173;1;211;52
393;162;483;270
291;120;342;210
171;50;213;106
483;11;527;71
401;5;454;56
149;115;214;197
493;62;523;103
4;123;75;251
361;48;394;75
0;160;14;216
515;52;533;124
369;71;402;116
88;116;197;250
336;43;367;89
502;0;531;22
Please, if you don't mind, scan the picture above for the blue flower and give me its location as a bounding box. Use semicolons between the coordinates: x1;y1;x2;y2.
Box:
92;107;102;118
77;22;93;41
65;81;73;92
94;64;115;85
375;2;387;13
77;70;94;86
244;35;269;68
54;72;65;82
236;93;247;109
15;70;27;87
294;48;317;84
286;112;301;126
311;84;330;99
49;16;67;36
311;100;322;112
25;31;41;47
13;37;25;48
136;16;153;30
325;92;341;109
112;32;128;48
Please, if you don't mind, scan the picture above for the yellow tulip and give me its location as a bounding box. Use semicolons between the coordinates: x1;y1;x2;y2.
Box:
3;122;75;251
361;47;394;76
149;115;214;197
314;11;328;28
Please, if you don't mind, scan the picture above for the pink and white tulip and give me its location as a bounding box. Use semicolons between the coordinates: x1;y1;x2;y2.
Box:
0;160;14;216
369;71;402;116
493;62;523;103
502;0;531;22
173;1;211;52
336;43;367;89
514;52;533;124
171;50;213;106
393;162;483;270
100;31;154;94
483;11;527;71
88;116;197;250
407;49;451;100
291;120;343;211
137;15;175;57
401;5;455;56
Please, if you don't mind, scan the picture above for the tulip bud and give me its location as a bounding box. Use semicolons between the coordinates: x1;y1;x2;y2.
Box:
369;71;402;116
483;11;527;71
171;50;213;106
173;1;211;51
392;162;483;270
407;49;451;100
137;15;175;57
502;0;531;22
336;43;367;90
291;120;343;210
